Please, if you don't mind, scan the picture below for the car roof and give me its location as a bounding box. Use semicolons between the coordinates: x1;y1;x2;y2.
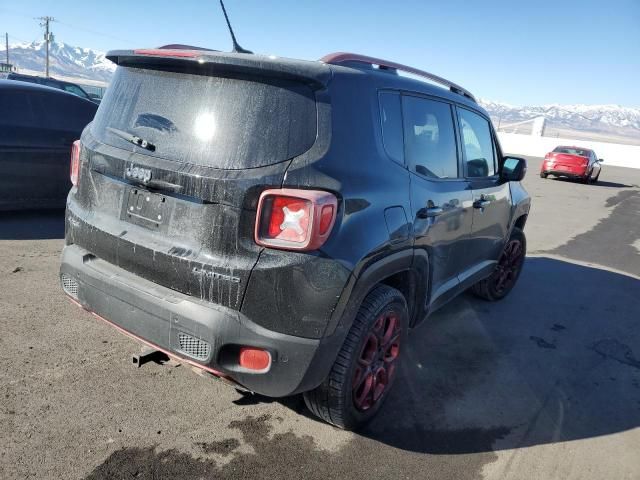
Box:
1;78;61;92
7;73;85;89
332;63;482;112
0;78;92;101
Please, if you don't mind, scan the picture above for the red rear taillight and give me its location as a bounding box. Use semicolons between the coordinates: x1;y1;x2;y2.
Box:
239;347;271;371
70;140;81;186
255;189;338;251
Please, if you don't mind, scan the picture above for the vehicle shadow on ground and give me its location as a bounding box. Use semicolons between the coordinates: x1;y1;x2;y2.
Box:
592;180;637;188
548;177;634;188
359;256;640;454
0;209;66;240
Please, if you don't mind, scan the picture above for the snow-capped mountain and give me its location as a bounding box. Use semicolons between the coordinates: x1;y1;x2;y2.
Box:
7;41;115;82
5;40;639;141
479;99;640;139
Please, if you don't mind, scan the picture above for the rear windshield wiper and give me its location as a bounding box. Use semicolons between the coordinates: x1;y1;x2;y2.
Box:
107;127;156;152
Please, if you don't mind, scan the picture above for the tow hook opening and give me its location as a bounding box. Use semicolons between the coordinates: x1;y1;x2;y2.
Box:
132;348;170;368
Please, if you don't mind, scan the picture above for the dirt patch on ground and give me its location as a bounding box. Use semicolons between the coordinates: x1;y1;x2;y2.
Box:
85;414;503;480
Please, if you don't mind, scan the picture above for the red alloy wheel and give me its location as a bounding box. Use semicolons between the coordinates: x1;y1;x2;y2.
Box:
352;311;402;412
493;239;524;295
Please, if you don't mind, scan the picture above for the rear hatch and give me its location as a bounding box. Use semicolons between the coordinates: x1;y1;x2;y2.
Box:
69;50;329;310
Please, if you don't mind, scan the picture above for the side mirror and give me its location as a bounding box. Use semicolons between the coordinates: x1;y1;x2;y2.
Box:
501;156;527;182
598;158;604;163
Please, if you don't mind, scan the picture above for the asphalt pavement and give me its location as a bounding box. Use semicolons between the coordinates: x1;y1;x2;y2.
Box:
0;156;638;479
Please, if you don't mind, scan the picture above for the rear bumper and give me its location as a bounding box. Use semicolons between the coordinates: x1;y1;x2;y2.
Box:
60;244;344;397
541;165;588;178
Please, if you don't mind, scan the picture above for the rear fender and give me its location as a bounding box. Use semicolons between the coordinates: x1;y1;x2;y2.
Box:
325;249;420;338
509;182;531;233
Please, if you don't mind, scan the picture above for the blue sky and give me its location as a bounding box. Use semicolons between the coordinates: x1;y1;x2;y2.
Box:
1;0;639;107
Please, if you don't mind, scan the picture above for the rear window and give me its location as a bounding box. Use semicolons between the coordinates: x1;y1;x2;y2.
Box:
554;146;590;157
91;66;318;169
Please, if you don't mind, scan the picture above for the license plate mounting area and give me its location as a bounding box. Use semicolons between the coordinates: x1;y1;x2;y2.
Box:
123;188;166;230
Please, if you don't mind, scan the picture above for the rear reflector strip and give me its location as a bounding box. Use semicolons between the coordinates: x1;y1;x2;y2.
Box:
133;49;202;58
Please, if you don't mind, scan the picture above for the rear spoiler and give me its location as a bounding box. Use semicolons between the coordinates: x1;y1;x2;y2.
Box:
106;49;332;90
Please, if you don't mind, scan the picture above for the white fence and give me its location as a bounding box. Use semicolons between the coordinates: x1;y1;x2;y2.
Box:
497;132;640;169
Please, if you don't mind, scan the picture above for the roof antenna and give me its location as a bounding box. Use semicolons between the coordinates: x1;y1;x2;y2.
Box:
219;0;252;54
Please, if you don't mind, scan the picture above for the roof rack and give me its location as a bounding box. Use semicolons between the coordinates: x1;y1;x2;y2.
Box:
320;52;476;102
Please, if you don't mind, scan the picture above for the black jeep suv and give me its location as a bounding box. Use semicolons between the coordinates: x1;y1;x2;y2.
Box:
60;47;530;429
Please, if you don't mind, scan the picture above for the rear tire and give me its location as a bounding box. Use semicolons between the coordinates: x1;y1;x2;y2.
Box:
471;228;526;301
303;285;408;430
540;172;548;179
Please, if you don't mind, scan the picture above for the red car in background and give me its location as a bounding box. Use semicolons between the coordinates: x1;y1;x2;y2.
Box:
540;146;603;184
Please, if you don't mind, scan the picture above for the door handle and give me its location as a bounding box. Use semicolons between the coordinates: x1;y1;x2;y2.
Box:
473;198;491;209
417;206;443;219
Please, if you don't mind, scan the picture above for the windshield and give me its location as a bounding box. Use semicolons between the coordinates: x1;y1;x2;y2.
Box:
91;66;318;170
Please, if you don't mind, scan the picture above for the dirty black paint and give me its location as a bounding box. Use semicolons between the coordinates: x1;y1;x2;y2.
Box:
591;339;640;370
530;336;557;349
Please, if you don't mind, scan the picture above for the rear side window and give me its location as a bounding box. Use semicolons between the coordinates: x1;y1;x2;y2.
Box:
91;67;318;170
402;96;458;179
458;108;496;177
379;91;404;165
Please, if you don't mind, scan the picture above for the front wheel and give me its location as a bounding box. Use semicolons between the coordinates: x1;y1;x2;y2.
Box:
471;228;526;301
303;285;408;430
540;172;548;179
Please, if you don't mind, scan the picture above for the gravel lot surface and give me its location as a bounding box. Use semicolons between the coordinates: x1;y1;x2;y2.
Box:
1;156;638;479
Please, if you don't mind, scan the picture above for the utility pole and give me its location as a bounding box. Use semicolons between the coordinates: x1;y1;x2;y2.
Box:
5;33;8;65
36;16;55;77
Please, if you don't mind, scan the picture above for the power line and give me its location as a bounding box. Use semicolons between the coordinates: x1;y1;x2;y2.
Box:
53;20;134;45
1;7;133;46
7;34;34;44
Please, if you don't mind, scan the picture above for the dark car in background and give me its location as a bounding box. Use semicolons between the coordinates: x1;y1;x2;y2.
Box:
0;80;98;210
7;72;101;104
540;145;603;183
